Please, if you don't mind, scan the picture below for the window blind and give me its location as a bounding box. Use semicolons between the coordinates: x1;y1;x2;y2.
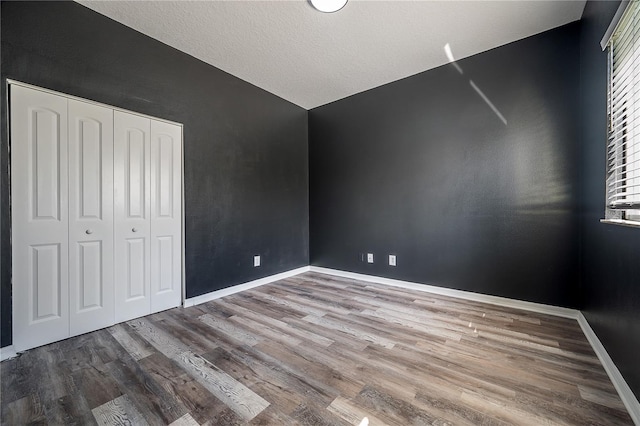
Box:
607;0;640;212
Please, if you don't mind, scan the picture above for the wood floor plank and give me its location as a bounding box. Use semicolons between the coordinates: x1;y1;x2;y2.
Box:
250;289;330;317
199;313;263;347
459;389;553;426
129;317;270;421
140;353;243;425
272;336;418;401
353;385;444;425
251;338;364;400
289;403;351;426
176;350;270;422
282;315;370;351
327;395;391;426
107;324;154;361
412;389;508;426
151;311;221;356
137;352;220;421
578;384;629;411
203;350;303;414
73;364;123;410
44;393;97;426
201;343;338;412
1;272;632;425
229;314;304;347
2;394;47;425
361;307;465;341
212;297;335;347
246;404;301;425
106;356;188;425
302;314;397;348
283;293;354;316
169;413;200;426
127;318;186;359
92;394;148;426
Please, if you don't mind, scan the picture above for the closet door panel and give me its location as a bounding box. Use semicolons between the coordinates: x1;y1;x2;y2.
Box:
114;111;151;322
150;120;182;313
11;85;69;351
68;100;114;335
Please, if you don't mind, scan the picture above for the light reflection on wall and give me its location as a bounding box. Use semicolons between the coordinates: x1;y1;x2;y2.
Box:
505;85;571;212
444;43;507;126
444;42;570;212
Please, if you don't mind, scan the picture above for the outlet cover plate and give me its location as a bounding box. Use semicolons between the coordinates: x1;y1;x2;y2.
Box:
367;253;374;263
389;255;396;266
254;255;261;267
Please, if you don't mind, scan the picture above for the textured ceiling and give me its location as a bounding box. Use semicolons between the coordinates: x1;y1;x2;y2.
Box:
78;1;586;109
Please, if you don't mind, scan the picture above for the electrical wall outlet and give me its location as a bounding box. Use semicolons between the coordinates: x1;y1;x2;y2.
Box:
367;253;374;263
389;255;396;266
254;255;261;267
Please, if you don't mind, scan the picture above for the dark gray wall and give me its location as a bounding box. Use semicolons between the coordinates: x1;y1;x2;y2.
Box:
0;1;309;347
309;22;581;308
4;2;638;404
580;0;640;400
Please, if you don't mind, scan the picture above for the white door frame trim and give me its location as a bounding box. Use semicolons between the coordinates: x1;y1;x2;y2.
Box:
7;80;185;349
6;80;183;126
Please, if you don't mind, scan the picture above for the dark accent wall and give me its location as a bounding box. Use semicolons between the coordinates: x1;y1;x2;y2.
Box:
0;1;309;347
310;22;581;307
580;0;640;400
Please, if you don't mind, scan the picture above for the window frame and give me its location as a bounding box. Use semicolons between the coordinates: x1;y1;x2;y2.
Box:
602;0;640;227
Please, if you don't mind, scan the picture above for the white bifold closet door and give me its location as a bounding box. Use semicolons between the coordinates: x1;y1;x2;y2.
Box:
149;120;183;313
11;84;182;352
11;85;70;351
113;112;183;322
114;111;152;323
68;99;115;335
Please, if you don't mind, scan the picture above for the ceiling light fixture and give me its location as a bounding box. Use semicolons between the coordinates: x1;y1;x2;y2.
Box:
309;0;348;13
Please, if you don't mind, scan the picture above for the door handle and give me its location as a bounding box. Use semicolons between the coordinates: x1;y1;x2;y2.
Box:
85;229;93;235
132;228;138;232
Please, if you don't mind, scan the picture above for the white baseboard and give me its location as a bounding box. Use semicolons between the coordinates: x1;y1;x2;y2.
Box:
578;313;640;425
0;345;17;362
309;266;579;319
183;266;310;307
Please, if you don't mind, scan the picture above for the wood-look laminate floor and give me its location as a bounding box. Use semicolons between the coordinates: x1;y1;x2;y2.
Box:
1;272;633;425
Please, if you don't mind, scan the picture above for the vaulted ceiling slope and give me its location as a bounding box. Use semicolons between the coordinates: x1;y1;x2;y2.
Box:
78;1;585;110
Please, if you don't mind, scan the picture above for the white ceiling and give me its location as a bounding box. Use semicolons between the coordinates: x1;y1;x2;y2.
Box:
78;1;586;110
